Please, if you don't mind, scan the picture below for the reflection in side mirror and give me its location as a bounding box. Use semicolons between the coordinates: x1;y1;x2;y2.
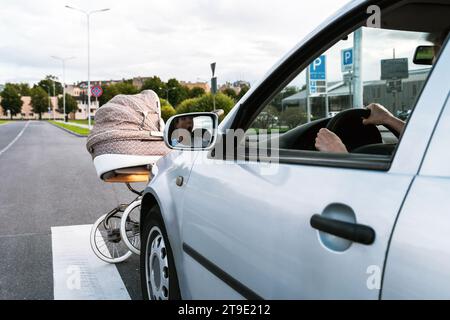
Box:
164;112;218;150
413;45;438;65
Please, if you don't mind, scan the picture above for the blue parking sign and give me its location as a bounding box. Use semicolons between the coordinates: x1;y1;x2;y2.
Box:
309;55;326;80
341;48;353;72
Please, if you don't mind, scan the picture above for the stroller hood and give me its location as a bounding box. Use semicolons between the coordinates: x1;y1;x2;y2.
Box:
86;90;170;159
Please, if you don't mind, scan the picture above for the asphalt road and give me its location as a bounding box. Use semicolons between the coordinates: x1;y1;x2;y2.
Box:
0;121;144;300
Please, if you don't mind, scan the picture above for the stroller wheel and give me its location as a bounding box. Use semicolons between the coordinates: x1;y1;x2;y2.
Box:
90;213;132;264
120;199;141;255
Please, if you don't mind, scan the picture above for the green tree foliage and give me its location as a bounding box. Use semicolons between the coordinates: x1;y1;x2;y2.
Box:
37;75;63;96
30;86;49;120
271;86;299;111
237;84;250;100
176;93;235;119
279;107;307;129
0;84;23;119
252;106;279;129
58;93;79;115
166;78;190;107
6;83;31;96
141;76;166;98
99;82;139;106
222;88;238;100
160;98;176;122
189;86;206;98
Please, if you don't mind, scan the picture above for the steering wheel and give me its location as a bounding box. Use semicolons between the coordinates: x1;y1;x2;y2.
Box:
326;108;382;152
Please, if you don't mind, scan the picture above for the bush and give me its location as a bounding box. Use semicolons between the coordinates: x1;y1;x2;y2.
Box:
176;93;235;118
160;98;176;122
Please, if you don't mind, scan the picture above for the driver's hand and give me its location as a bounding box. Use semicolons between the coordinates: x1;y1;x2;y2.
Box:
315;128;348;153
363;103;394;126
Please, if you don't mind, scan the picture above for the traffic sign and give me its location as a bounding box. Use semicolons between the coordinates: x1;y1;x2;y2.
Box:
308;55;327;96
341;48;353;72
309;55;326;80
386;79;402;93
91;85;103;98
381;58;408;80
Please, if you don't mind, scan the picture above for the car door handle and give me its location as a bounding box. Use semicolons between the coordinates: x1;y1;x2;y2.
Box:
310;214;375;245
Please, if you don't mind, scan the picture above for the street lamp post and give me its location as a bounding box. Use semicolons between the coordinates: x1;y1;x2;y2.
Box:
51;56;74;122
65;5;110;129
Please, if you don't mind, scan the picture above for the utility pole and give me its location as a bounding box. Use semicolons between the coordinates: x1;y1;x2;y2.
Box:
211;62;217;112
306;67;311;122
51;56;74;122
352;28;363;108
66;5;110;128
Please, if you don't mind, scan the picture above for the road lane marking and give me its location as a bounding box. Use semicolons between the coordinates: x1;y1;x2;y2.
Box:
51;224;131;300
0;121;30;157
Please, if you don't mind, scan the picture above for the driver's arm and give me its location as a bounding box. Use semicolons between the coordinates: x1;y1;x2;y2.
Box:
363;103;405;135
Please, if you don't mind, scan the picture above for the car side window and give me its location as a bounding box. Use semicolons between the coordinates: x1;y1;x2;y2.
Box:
244;26;440;167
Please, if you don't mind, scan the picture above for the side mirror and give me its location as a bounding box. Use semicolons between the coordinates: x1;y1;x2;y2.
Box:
413;45;439;65
164;112;219;151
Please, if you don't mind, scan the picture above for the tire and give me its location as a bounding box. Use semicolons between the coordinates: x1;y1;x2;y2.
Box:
120;199;141;255
90;213;133;264
140;205;181;300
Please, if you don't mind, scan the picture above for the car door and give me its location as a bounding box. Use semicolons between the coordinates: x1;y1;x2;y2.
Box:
179;24;449;300
382;39;450;299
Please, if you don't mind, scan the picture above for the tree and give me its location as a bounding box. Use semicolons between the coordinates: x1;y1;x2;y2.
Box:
141;76;166;98
30;86;49;120
176;93;235;120
37;75;63;96
222;88;238;100
0;84;23;119
237;84;250;100
99;82;139;106
7;83;31;96
271;86;298;111
252;106;279;129
166;78;190;107
58;94;78;115
189;87;205;98
279;107;307;129
160;98;176;122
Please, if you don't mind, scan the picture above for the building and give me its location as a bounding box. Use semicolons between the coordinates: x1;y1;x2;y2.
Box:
219;80;250;94
180;81;210;93
0;96;62;120
282;68;430;118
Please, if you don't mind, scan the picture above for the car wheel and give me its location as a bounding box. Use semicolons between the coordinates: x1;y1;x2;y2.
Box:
140;205;181;300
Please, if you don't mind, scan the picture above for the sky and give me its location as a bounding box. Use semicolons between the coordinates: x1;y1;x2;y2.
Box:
0;0;433;87
0;0;350;86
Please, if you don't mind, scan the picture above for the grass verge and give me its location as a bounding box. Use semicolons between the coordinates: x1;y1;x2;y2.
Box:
68;119;95;126
49;121;90;136
0;120;10;125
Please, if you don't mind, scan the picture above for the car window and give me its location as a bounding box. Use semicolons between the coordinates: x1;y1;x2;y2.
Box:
244;26;441;167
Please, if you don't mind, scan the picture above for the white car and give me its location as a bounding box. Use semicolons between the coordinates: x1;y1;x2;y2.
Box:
139;0;450;299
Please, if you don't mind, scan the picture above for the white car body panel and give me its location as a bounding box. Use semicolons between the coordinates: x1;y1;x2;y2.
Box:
141;0;450;299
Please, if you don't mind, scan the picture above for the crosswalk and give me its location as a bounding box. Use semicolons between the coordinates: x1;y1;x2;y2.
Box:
51;225;131;300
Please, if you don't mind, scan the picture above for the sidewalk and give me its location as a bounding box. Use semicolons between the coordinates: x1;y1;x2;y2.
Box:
55;121;90;129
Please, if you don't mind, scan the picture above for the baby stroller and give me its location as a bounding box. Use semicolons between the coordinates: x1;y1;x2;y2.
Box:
86;90;169;263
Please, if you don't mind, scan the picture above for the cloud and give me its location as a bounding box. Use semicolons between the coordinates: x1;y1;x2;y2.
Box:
0;0;350;85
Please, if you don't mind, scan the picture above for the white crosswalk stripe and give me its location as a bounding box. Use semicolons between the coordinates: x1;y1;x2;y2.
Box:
51;224;131;300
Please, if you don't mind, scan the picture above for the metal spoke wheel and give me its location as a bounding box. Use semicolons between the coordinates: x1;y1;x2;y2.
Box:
90;213;132;264
120;199;141;255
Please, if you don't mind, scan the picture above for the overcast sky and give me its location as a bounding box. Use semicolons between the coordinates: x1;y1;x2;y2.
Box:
0;0;352;86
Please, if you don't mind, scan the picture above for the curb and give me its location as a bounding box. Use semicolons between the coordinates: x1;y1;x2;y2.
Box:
47;121;89;138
